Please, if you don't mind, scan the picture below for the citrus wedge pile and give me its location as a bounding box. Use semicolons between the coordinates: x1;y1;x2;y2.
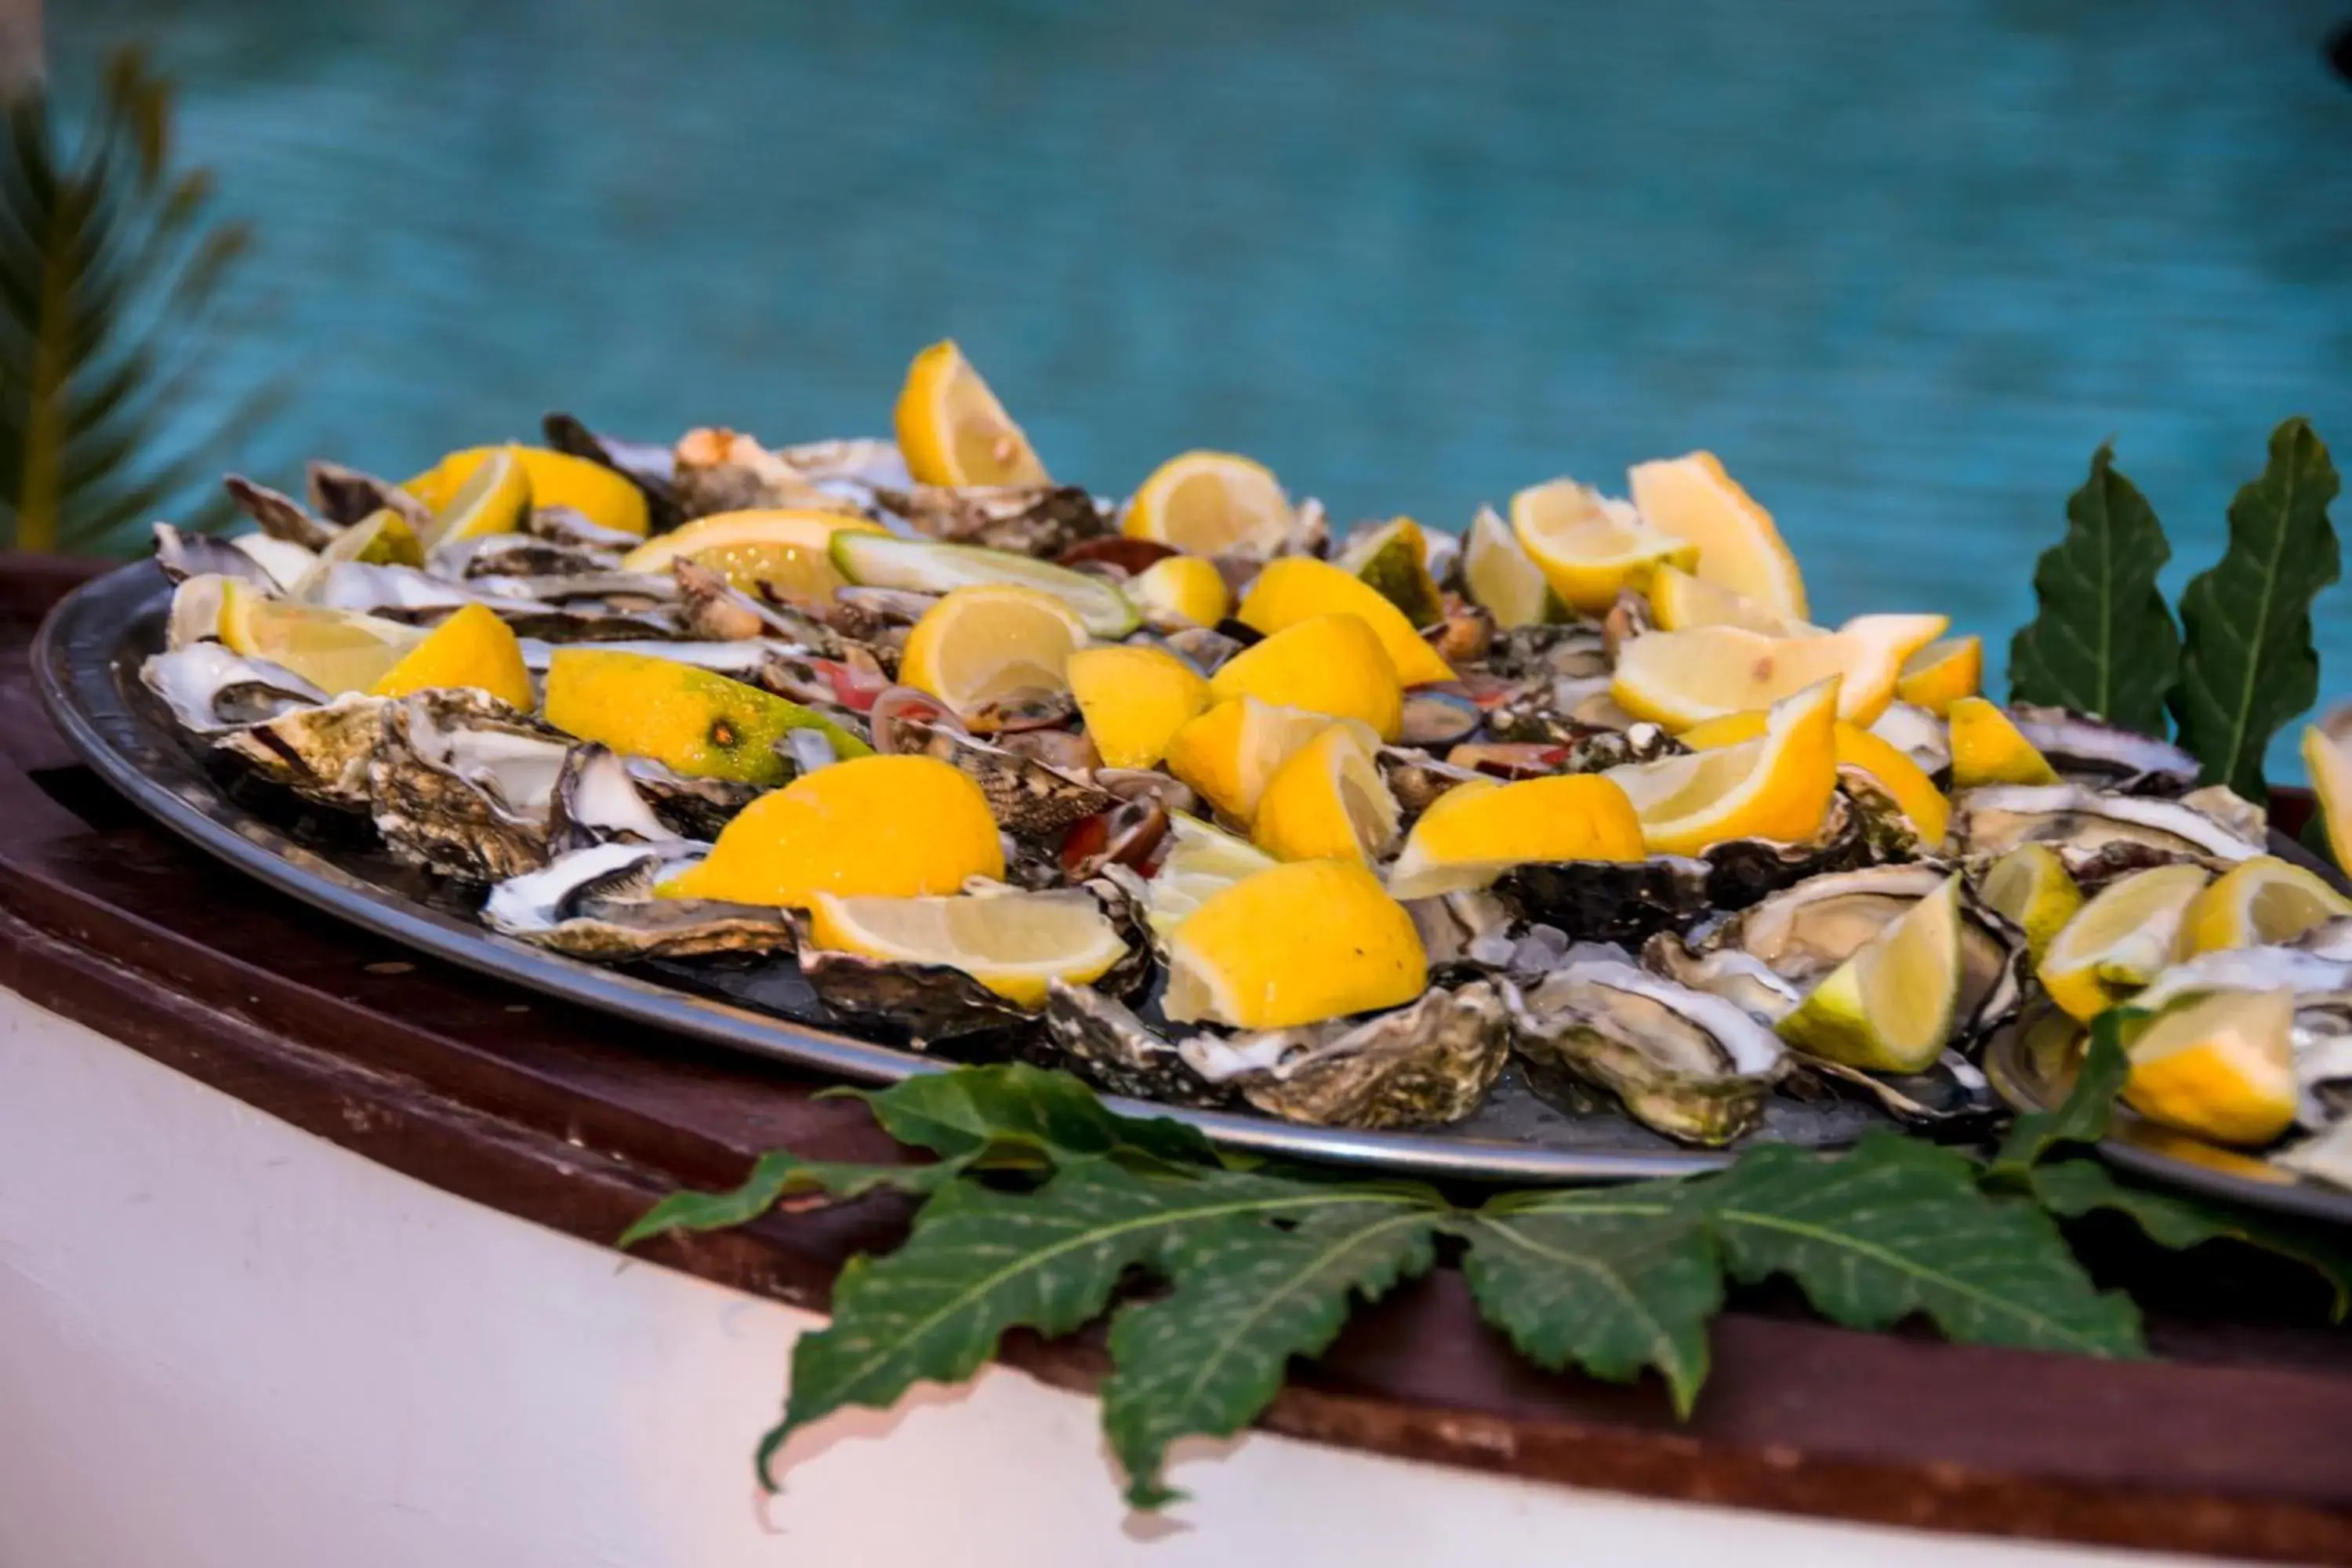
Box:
1236;556;1454;685
407;444;648;537
1610;613;1947;729
1626;452;1809;620
1163;698;1367;822
1207;613;1404;741
544;647;869;786
1251;723;1402;864
1065;644;1210;769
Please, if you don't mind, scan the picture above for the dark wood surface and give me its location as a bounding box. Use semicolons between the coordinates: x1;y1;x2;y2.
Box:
6;556;2350;1563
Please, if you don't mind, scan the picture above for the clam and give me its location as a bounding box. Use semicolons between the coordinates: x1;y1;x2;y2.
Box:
366;691;574;882
141;644;329;734
481;840;794;960
1951;783;2265;873
873;483;1109;557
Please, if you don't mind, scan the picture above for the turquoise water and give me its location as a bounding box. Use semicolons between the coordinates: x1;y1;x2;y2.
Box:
56;0;2352;777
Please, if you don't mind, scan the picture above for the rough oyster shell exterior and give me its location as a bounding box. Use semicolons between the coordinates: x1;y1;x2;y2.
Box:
212;692;388;809
481;841;794;960
367;691;574;882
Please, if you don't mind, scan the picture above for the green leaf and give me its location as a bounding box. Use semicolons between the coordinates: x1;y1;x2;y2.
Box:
2169;418;2342;799
1102;1201;1443;1507
2008;441;2181;735
2030;1160;2352;1319
832;1063;1221;1171
1697;1131;2143;1357
1984;1009;2135;1185
1454;1184;1719;1416
616;1151;946;1250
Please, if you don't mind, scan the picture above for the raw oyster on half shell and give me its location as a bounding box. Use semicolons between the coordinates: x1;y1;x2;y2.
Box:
481;840;795;960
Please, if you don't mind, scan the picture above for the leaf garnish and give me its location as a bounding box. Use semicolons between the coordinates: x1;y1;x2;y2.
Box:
2007;441;2180;735
2168;417;2341;799
829;1062;1221;1171
1985;1008;2136;1185
617;1151;946;1249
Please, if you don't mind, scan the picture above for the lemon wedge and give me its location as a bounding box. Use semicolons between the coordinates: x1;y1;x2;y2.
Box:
806;889;1128;1008
1508;477;1697;614
1236;556;1455;686
211;578;424;695
1645;563;1809;634
2037;862;2212;1022
370;603;533;708
2301;725;2352;873
1603;677;1842;855
1123;451;1291;557
1163;697;1363;823
1627;451;1809;620
1976;842;2083;965
1385;775;1646;900
658;755;1003;906
1679;710;1949;849
829;532;1138;637
1163;860;1426;1029
1895;635;1982;717
1334;517;1442;627
898;584;1089;717
1947;697;2062;787
314;508;426;573
2180;855;2352;954
543;647;870;786
1129;554;1231;628
1252;723;1402;864
1461;504;1562;629
1610;613;1947;731
420;445;532;549
406;445;648;537
2122;986;2299;1147
892;339;1049;487
619;510;886;600
1777;873;1966;1073
1065;644;1210;769
1207;613;1404;742
1144;814;1279;937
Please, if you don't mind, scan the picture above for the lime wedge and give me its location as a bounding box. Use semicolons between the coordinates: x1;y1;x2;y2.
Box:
830;532;1138;637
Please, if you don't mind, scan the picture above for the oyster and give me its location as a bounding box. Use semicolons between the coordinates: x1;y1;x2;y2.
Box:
1951;783;2265;872
868;689;1112;838
1869;701;1951;778
152;523;278;589
873;483;1109;557
303;462;430;530
670;426;862;519
212;693;388;808
1506;958;1788;1145
1479;622;1610;684
1043;982;1232;1107
545;743;682;855
1493;856;1714;947
1175;981;1509;1128
367;691;574;881
141;644;328;733
2276;1119;2352;1190
542;412;682;532
433;532;624;582
2007;705;2200;793
227;473;339;546
482;840;793;960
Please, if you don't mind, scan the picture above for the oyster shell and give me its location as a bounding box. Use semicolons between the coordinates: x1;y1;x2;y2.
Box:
868;691;1112;838
670;426;862;519
1493;856;1714;946
545;743;682;855
1042;982;1232;1107
367;691;574;881
1951;783;2265;872
1479;622;1610;683
1869;701;1951;778
2007;705;2200;793
303;462;430;530
1176;980;1509;1128
141;644;328;733
432;532;624;582
153;523;278;589
542;412;681;532
227;473;340;546
212;692;388;808
481;840;793;960
1505;958;1788;1145
873;483;1109;557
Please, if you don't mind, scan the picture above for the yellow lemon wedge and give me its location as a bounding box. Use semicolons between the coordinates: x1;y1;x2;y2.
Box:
2122;986;2299;1148
898;584;1089;718
405;445;648;537
314;508;426;573
1777;873;1967;1074
1461;504;1563;629
1065;644;1210;768
2037;862;2212;1022
618;510;886;600
1626;451;1809;619
212;579;424;695
1610;613;1947;731
1947;696;2062;787
1385;775;1646;901
1895;635;1983;717
658;755;1004;906
806;889;1128;1008
1163;859;1426;1029
2181;855;2352;954
1162;698;1363;823
1144;813;1279;937
1976;842;2083;965
1129;554;1232;628
1123;451;1291;557
2301;725;2352;874
1236;556;1455;686
1646;563;1811;634
892;339;1049;487
1679;710;1949;849
543;647;870;785
1334;517;1442;627
1207;613;1404;741
1508;477;1697;615
1602;677;1842;855
421;445;532;549
369;603;532;708
1251;723;1402;864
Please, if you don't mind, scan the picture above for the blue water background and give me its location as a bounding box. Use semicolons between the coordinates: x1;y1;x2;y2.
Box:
55;0;2352;779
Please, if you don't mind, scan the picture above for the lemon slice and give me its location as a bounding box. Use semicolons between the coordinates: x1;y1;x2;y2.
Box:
422;445;532;549
1163;698;1360;823
212;578;424;695
1777;873;1965;1073
829;532;1138;637
1602;677;1842;855
319;508;426;572
1207;613;1404;742
1065;644;1210;768
898;584;1089;717
1123;451;1290;557
1333;517;1441;627
1646;563;1809;634
1236;556;1455;686
406;445;648;537
892;339;1049;487
1679;710;1949;849
1610;612;1948;731
619;510;886;599
1163;860;1426;1029
1947;696;2061;787
1509;477;1697;615
1385;775;1646;900
2037;862;2212;1022
1976;842;2083;964
1626;451;1809;619
543;647;871;786
371;602;533;708
1252;724;1402;864
1128;554;1230;628
2302;725;2352;873
658;755;1004;906
1895;635;1982;717
1461;504;1561;629
1145;814;1278;937
807;889;1128;1008
2180;855;2352;954
2122;986;2299;1147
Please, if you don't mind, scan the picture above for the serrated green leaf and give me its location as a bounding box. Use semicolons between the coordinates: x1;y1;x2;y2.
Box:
2028;1160;2351;1319
2169;418;2341;798
2008;441;2181;733
833;1062;1221;1171
1454;1184;1719;1416
1698;1131;2143;1357
1985;1009;2135;1185
617;1150;946;1249
1102;1201;1443;1507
